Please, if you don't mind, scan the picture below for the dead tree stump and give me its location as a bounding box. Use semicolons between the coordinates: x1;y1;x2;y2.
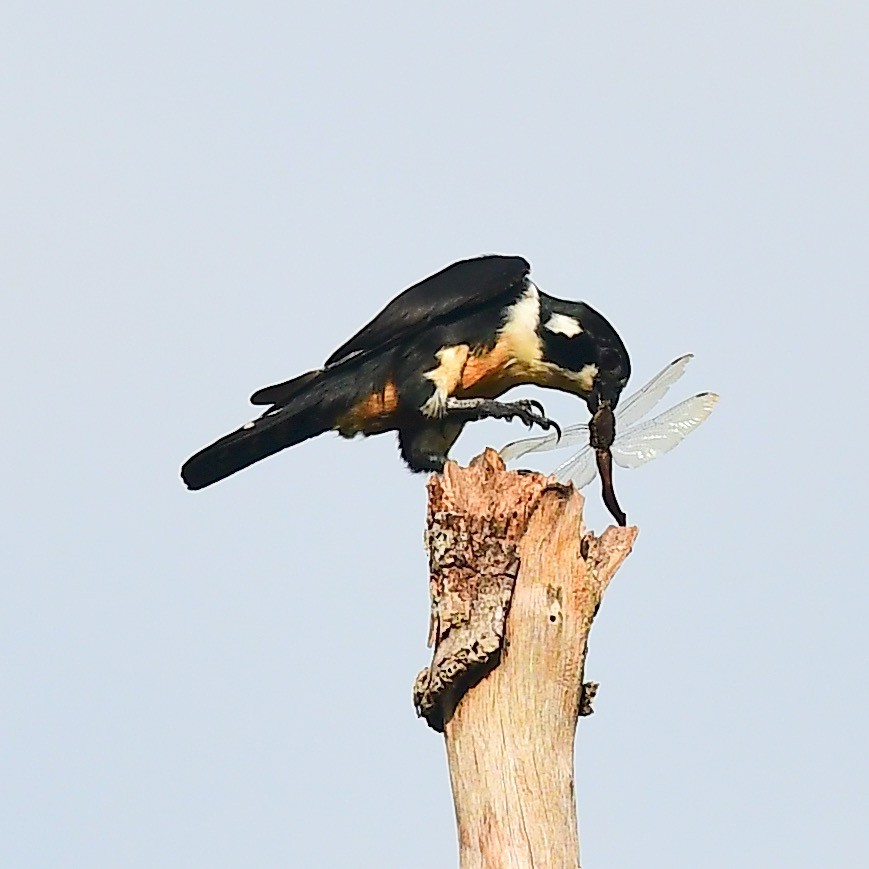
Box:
413;449;637;868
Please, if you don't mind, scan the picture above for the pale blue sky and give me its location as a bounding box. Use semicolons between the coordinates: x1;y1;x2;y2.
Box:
3;2;867;866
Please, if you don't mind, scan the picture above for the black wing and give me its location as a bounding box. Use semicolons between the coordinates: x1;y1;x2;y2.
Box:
324;254;530;367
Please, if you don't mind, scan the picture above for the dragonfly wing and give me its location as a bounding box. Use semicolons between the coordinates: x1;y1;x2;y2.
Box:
612;392;719;469
500;430;559;461
499;422;589;461
615;354;693;430
553;445;599;489
501;353;698;463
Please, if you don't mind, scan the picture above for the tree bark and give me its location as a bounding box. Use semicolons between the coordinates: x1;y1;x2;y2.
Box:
413;449;636;869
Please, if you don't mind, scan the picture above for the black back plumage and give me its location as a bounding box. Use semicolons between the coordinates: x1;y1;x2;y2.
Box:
325;255;529;366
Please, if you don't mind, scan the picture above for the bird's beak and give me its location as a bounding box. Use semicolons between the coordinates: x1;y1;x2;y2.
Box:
589;403;627;527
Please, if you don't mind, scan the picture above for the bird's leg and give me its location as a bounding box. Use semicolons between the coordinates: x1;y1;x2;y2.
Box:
444;397;561;437
398;421;464;474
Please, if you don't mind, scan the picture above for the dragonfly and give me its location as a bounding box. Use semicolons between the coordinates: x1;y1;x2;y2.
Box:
499;354;718;522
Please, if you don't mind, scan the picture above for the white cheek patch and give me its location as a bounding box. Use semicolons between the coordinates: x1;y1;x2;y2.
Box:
243;421;256;430
544;313;583;338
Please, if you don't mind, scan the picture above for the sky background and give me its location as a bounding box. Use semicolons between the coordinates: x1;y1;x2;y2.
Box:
3;2;867;867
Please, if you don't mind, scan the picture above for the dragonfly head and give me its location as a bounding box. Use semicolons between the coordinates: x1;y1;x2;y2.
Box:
588;382;627;527
588;400;615;450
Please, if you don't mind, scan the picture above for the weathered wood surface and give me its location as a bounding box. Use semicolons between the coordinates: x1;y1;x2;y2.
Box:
413;449;637;868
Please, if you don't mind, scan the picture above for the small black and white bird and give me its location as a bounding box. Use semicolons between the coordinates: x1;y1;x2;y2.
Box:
181;255;632;522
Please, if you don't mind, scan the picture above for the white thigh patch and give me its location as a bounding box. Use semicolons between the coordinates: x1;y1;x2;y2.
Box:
421;344;469;418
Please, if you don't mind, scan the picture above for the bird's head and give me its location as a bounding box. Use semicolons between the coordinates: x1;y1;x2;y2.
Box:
539;298;631;525
539;299;630;410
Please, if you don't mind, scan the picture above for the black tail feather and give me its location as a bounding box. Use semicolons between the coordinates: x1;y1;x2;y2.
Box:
182;368;344;490
182;353;396;490
180;404;331;490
